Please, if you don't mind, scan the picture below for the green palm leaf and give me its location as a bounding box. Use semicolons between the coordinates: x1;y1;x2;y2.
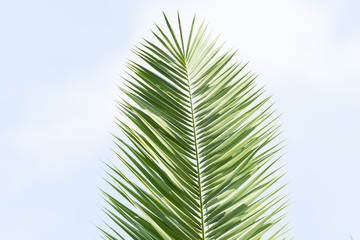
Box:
102;12;289;240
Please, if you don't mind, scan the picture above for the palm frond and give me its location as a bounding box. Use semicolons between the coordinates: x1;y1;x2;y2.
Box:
102;12;289;240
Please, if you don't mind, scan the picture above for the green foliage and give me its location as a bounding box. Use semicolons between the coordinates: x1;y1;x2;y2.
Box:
101;12;289;240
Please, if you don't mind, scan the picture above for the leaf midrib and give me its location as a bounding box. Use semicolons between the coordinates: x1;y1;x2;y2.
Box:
184;58;206;239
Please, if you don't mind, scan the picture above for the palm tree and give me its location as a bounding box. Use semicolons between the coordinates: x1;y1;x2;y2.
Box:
101;12;290;240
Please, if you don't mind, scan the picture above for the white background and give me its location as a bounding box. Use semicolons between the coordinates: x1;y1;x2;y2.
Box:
1;0;359;239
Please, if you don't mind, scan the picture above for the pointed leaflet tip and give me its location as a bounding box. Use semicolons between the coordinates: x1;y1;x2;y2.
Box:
177;10;185;53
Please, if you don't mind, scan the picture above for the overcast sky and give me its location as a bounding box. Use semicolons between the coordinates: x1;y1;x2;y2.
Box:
1;0;359;239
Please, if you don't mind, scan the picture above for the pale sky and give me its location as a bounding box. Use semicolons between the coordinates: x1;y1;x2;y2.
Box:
0;0;359;239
